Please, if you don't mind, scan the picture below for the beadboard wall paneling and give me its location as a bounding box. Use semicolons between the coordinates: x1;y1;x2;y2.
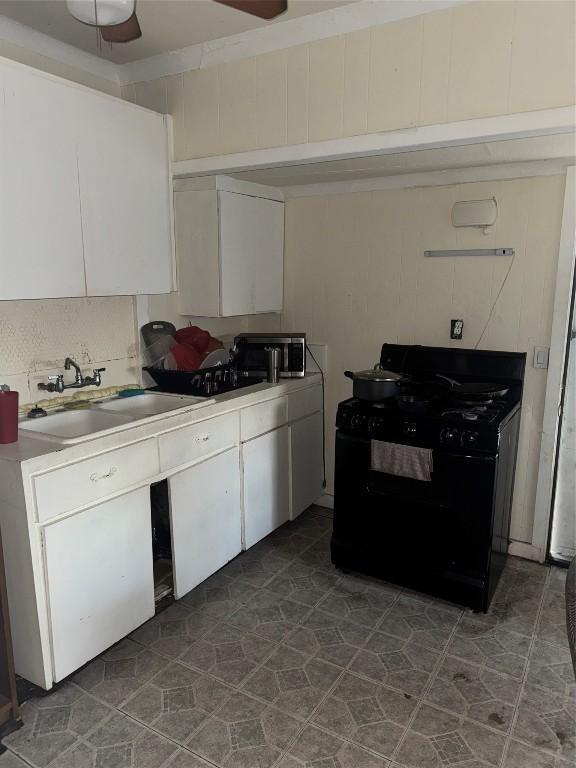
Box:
122;1;575;161
282;175;566;546
0;296;138;404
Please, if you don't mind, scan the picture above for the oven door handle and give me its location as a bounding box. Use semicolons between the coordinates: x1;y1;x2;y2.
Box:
436;452;497;461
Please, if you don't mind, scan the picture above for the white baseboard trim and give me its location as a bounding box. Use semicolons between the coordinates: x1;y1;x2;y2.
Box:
315;493;334;510
508;540;545;563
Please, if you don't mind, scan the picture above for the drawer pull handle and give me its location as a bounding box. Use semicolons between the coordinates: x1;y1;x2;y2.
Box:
90;467;118;482
193;434;210;443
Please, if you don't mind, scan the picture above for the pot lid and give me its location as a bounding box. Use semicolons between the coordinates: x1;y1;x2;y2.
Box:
353;368;403;383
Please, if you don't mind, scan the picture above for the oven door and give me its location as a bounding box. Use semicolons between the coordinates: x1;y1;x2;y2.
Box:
333;430;497;580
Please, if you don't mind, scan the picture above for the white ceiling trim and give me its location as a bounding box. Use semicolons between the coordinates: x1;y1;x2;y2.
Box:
0;14;119;84
172;107;576;178
117;0;471;85
281;159;572;198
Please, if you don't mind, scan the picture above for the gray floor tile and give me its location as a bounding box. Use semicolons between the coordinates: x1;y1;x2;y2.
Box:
537;589;570;648
503;739;574;767
294;534;334;573
227;588;312;643
350;630;440;697
73;638;169;707
252;525;318;560
285;508;334;540
546;567;567;595
395;703;506;767
241;643;341;719
57;710;178;768
217;549;288;589
425;654;521;733
121;661;233;744
179;570;259;615
266;563;339;607
178;622;275;687
526;640;575;696
130;601;223;659
513;681;576;761
318;576;398;629
167;749;216;767
312;671;417;758
470;593;540;638
186;690;301;767
379;595;462;654
0;753;30;768
4;683;111;768
285;608;372;668
278;723;391;767
447;616;531;680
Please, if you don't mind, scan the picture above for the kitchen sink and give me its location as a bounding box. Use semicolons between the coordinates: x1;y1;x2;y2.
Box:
19;409;134;444
95;392;210;417
19;393;214;444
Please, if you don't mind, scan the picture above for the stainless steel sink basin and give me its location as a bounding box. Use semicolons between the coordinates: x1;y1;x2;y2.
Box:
19;393;214;444
19;409;134;444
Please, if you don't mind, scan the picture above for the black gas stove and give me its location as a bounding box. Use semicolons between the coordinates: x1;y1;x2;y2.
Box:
332;344;526;612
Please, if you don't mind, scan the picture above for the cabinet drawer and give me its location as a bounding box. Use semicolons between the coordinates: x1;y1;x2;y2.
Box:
159;413;238;472
288;385;322;422
240;397;287;442
34;439;159;522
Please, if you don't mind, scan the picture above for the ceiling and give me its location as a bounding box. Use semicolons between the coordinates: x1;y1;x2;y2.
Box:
229;134;576;187
0;0;356;63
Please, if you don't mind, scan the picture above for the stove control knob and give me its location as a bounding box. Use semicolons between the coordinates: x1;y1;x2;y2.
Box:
461;430;480;448
367;417;382;432
403;422;417;435
351;415;365;430
440;427;459;444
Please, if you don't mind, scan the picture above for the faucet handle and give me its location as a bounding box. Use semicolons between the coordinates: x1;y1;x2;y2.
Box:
48;374;64;381
93;367;106;374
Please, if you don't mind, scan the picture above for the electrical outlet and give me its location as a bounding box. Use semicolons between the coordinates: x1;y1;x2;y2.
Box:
450;319;464;340
533;346;549;369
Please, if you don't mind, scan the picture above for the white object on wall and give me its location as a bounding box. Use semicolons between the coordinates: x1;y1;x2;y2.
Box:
452;198;497;231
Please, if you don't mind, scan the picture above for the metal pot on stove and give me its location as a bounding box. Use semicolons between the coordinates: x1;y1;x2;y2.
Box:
344;365;406;401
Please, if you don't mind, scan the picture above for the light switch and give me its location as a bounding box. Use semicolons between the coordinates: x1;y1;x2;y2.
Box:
533;346;550;369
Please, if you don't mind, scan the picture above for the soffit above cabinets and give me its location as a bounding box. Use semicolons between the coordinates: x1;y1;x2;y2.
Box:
229;134;576;188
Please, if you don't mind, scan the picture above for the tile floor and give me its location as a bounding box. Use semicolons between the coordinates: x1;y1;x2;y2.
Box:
1;505;574;768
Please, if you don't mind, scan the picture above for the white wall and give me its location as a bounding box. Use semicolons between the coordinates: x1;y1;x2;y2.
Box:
123;1;575;160
0;297;138;404
283;175;566;545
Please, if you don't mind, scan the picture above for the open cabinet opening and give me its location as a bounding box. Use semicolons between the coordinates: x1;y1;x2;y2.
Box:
150;479;174;607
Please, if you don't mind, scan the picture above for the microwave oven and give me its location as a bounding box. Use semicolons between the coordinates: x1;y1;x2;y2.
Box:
233;333;306;378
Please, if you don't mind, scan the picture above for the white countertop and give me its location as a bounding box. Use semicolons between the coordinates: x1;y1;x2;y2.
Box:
0;373;322;469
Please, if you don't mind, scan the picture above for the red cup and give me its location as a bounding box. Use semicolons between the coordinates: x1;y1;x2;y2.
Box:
0;391;19;444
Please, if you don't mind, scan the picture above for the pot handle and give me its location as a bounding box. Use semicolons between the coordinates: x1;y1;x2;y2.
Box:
344;370;355;380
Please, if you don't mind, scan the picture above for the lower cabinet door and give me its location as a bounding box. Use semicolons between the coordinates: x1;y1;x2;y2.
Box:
168;447;241;599
290;412;324;520
43;487;154;682
243;425;290;549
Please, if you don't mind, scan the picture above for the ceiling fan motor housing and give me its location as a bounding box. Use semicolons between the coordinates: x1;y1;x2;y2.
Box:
66;0;135;27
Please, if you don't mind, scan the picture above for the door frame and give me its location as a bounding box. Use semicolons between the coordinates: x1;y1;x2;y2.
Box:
533;165;576;561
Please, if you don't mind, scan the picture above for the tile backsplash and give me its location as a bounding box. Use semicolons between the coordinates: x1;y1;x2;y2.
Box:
0;296;139;404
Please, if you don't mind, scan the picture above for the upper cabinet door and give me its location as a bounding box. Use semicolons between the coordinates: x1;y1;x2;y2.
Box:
219;192;284;316
76;96;173;296
0;66;86;299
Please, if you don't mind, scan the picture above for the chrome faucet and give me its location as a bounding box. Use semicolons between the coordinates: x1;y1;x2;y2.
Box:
38;358;106;394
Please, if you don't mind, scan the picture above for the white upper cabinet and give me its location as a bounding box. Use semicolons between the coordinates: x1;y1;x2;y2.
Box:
0;59;173;300
76;93;173;296
176;184;284;317
0;65;86;299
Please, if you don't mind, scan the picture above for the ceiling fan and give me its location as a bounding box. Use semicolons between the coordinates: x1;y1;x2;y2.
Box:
66;0;288;44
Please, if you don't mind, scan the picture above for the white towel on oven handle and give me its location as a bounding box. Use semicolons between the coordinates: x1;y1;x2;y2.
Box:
370;440;433;482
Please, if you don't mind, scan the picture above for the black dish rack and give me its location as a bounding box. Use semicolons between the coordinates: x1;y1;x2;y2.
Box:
143;364;263;397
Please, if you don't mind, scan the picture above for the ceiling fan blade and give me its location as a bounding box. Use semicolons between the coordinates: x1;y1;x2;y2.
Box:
100;12;142;43
214;0;288;20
